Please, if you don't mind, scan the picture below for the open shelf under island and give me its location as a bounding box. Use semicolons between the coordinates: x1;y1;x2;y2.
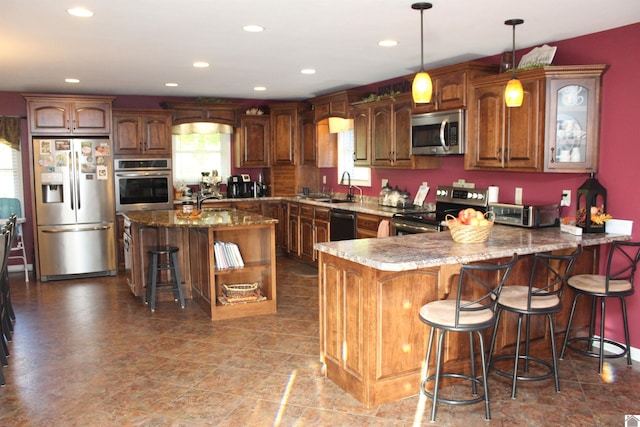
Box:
314;226;631;407
123;208;277;320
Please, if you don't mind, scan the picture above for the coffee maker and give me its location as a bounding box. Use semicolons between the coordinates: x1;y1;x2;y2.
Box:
227;174;251;198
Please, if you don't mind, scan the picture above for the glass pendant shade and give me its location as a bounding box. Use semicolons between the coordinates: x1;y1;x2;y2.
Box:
412;71;433;103
504;77;524;107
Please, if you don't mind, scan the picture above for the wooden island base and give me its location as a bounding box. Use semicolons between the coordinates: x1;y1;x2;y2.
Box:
124;209;277;321
318;244;600;407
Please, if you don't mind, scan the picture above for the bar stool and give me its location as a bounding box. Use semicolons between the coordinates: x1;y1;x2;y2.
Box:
487;246;582;399
419;254;518;422
0;198;29;282
561;241;640;373
145;246;185;312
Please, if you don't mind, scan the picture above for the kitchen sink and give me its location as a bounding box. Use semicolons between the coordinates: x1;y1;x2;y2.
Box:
313;198;353;204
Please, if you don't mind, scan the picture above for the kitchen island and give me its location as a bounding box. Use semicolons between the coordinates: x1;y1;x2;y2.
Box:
314;226;630;407
124;209;277;320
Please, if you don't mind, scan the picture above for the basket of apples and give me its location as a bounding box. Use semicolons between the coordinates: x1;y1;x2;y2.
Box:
445;208;495;243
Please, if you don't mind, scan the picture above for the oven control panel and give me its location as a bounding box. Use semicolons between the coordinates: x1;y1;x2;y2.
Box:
435;186;488;207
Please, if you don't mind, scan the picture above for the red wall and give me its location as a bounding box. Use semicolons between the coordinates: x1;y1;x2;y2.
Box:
2;22;638;348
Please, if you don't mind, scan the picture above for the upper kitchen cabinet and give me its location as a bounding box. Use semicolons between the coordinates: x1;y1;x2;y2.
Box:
544;66;607;172
352;102;372;166
269;102;310;166
412;62;497;114
25;95;114;135
466;65;607;172
112;109;172;156
160;101;243;128
309;90;365;123
236;114;270;168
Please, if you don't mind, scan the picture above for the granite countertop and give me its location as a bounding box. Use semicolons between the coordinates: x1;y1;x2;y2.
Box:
124;208;278;228
315;225;631;271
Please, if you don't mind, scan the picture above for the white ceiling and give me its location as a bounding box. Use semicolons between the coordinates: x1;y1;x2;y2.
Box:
1;0;639;101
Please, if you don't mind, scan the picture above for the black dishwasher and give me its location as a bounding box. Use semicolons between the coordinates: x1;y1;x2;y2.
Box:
330;209;356;241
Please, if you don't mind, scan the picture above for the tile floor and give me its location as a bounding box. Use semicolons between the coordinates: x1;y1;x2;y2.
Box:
1;256;639;426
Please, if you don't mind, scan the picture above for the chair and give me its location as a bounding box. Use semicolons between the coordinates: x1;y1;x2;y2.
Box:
487;246;582;399
419;254;518;422
0;198;29;282
0;224;11;381
560;241;640;373
145;246;185;312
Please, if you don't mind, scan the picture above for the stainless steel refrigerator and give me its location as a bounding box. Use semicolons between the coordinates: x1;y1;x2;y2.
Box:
33;138;116;281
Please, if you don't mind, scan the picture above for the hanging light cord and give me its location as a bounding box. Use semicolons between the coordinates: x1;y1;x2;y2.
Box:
420;8;425;72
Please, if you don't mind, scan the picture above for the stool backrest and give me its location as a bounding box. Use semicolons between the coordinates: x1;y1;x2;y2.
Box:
455;253;518;328
1;226;10;274
605;241;640;293
0;198;22;219
528;245;583;309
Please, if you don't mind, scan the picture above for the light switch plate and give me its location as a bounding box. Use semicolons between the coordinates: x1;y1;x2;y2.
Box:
561;190;571;206
515;187;523;205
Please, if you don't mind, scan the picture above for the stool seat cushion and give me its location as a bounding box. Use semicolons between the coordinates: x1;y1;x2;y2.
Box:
419;300;493;328
568;274;631;294
498;286;560;311
148;246;179;254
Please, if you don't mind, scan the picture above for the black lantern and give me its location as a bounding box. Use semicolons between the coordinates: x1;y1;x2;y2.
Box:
576;173;607;233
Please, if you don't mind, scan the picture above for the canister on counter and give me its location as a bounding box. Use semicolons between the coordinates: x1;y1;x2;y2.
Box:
182;200;194;214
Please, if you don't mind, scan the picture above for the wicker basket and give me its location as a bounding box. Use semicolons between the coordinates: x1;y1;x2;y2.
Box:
222;282;259;299
445;212;495;243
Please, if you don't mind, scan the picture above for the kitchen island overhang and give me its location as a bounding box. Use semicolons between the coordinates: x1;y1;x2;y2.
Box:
124;209;278;320
314;226;630;407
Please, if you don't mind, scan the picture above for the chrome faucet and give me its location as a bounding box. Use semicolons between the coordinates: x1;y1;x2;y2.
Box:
340;171;354;202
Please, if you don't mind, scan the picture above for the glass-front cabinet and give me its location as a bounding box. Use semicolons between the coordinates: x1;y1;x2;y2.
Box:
544;66;607;172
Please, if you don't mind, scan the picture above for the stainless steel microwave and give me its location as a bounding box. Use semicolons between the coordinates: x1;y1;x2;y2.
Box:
411;109;465;155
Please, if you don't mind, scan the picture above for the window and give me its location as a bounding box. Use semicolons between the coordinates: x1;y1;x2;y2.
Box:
0;144;24;209
172;126;231;186
337;129;371;186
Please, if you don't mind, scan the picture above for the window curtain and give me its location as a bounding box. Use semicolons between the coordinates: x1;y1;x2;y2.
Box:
0;116;21;151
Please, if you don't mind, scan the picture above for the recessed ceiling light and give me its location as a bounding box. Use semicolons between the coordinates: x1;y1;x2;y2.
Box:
243;25;265;33
253;86;266;92
301;69;316;75
67;8;94;17
378;40;398;47
165;83;178;87
65;78;80;84
193;62;209;68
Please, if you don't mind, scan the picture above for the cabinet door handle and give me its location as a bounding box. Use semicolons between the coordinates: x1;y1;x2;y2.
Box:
389;151;393;163
352;152;356;161
496;149;502;161
550;147;555;163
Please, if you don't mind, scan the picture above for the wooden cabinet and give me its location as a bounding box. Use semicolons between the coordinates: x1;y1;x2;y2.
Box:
466;78;543;171
466;65;606;172
352;103;372;166
309;90;365;122
314;207;330;261
270;103;303;165
353;94;413;168
236;114;270;167
299;111;317;166
371;95;413;168
161;101;243;127
112;110;172;156
263;201;285;252
189;222;276;321
25;95;113;135
286;202;300;257
299;204;315;263
356;213;385;239
413;61;497;114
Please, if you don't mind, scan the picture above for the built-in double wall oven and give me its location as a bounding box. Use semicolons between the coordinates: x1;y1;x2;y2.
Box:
114;158;173;212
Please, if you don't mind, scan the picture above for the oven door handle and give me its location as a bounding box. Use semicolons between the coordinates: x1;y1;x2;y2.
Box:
439;118;449;151
115;172;171;177
392;221;438;233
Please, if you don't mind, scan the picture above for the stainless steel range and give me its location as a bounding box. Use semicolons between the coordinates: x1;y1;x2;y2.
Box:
390;186;489;235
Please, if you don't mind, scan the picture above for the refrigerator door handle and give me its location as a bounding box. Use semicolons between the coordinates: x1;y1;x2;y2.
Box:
75;151;81;210
41;225;111;233
69;152;74;210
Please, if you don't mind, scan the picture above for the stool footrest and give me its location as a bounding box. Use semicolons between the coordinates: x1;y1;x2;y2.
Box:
489;354;554;382
564;336;629;360
421;373;486;406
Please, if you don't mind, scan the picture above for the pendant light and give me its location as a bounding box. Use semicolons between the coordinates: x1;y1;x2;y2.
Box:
411;2;433;104
504;19;524;107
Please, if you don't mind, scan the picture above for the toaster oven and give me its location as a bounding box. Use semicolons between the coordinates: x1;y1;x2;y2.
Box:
489;202;560;228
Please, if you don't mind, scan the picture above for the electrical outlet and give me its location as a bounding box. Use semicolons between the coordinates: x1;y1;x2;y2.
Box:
322;175;326;184
515;187;523;205
561;190;571;207
381;178;388;187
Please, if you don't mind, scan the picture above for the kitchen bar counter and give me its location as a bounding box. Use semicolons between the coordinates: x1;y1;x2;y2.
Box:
314;227;630;407
123;209;277;320
315;224;629;271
